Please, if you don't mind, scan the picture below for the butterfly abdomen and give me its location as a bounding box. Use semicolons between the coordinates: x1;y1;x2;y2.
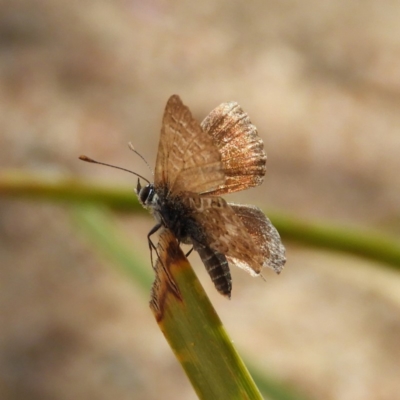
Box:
193;241;232;298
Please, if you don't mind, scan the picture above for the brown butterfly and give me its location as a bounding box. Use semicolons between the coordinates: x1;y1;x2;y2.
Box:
80;95;285;298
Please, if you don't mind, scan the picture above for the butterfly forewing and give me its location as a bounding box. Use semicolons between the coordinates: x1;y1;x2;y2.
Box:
154;95;225;195
201;101;267;196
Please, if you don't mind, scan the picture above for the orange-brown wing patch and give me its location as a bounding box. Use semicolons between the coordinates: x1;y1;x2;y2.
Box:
201;101;267;195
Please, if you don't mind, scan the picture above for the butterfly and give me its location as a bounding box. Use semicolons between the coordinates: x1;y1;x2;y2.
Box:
81;95;285;298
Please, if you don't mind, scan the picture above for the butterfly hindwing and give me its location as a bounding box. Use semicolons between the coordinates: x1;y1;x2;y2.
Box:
182;194;265;276
228;204;286;273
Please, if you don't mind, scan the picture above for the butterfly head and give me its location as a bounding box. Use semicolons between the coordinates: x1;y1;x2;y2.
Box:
135;178;158;209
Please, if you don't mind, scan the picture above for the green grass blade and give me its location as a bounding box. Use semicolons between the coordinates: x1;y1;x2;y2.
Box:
71;206;313;400
1;171;400;270
272;212;400;270
0;170;139;210
246;361;312;400
150;229;263;400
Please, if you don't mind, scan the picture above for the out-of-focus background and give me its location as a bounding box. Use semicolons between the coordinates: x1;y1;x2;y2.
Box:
1;1;400;399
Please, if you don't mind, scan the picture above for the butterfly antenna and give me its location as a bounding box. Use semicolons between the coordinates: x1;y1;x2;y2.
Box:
128;142;154;176
79;155;151;184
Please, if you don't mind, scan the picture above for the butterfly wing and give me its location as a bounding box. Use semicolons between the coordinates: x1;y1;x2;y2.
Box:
201;101;267;195
154;95;225;194
228;204;286;273
183;194;265;276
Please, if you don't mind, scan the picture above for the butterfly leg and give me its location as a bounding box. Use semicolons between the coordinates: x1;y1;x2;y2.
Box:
147;223;162;268
185;246;194;258
175;239;193;257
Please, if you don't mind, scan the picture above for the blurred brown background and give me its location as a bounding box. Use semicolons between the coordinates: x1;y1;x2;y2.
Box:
1;1;400;399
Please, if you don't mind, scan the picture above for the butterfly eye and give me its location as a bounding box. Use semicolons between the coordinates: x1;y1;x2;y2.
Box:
139;184;155;205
